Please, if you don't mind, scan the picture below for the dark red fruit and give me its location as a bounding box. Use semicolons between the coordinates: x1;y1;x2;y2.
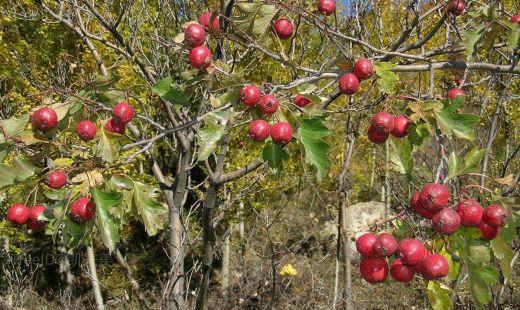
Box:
360;258;389;283
239;141;245;148
338;73;360;94
76;120;97;141
456;199;483;227
113;101;135;123
270;122;293;145
185;23;206;48
397;238;427;266
248;119;270;142
408;261;424;274
240;85;261;107
390;115;411;138
258;94;279;115
449;0;465;16
367;126;389;144
294;95;312;108
432;208;461;235
317;0;336;16
46;171;67;189
482;205;509;227
447;88;464;100
353;59;374;80
373;233;398;257
371;112;394;134
27;205;47;232
411;191;437;219
104;118;126;135
31;107;58;132
477;220;501;240
198;12;220;32
273;18;293;40
421;254;449;280
7;204;30;226
511;15;520;23
390;258;415;283
70;197;96;224
419;183;449;212
356;232;377;258
189;46;212;69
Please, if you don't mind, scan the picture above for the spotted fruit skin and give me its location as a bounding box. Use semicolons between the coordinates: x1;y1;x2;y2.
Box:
70;197;96;224
456;199;483;227
432;208;461;235
185;23;206;48
189;46;212;69
46;171;67;189
353;59;374;80
360;258;389;283
449;0;465;16
390;258;415;283
270;122;293;145
198;12;220;32
356;232;377;258
511;15;520;23
482;205;509;227
421;254;449;280
7;204;30;226
367;126;389;144
31;107;58;132
317;0;336;16
273;18;293;40
390;115;411;138
240;85;261;107
76;120;97;141
397;238;427;266
258;94;279;115
338;73;360;94
294;95;312;108
447;88;464;99
27;205;47;232
113;101;135;124
104;118;126;135
248;120;270;142
419;183;449;212
410;191;437;219
371;112;395;134
477;220;500;240
373;233;398;257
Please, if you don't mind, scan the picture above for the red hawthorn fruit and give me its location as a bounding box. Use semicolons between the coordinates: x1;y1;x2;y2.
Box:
371;112;395;134
27;205;47;232
356;232;378;258
432;208;461;235
338;73;360;94
449;0;465;16
456;199;483;227
390;115;411;138
76;120;97;141
189;46;212;69
421;254;449;280
238;141;245;148
373;233;398;257
184;23;206;48
7;204;30;226
294;95;312;108
353;59;374;81
31;107;58;132
419;183;450;212
273;18;293;40
198;13;220;32
113;101;135;124
270;122;293;145
397;238;427;266
482;205;509;227
367;126;389;144
511;15;520;23
477;220;501;241
360;258;389;283
408;261;423;274
447;88;464;100
390;258;415;283
258;94;279;115
70;197;96;224
317;0;336;16
46;171;67;189
198;12;212;28
240;85;262;107
410;191;437;219
248;119;270;142
104;118;126;135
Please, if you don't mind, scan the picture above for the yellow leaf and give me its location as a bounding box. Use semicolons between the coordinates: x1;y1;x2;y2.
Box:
279;263;298;276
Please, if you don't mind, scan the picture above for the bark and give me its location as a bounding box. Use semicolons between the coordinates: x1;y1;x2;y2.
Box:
87;246;105;310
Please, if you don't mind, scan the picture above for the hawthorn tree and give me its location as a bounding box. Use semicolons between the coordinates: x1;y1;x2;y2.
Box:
0;1;519;310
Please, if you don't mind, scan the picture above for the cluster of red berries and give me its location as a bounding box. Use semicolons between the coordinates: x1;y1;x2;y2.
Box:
367;112;411;144
338;58;374;95
184;12;220;69
31;101;135;140
411;183;510;240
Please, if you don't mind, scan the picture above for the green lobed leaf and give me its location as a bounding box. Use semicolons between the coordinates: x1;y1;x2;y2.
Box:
234;3;278;37
491;233;514;280
447;152;460;180
389;138;413;178
461;25;485;61
374;62;399;94
92;73;119;91
197;110;233;161
151;76;189;105
295;117;331;181
0;157;39;189
0;114;30;143
92;188;122;253
427;281;453;310
435;105;480;141
131;181;168;236
94;127;119;163
261;141;289;175
408;122;430;147
98;90;126;105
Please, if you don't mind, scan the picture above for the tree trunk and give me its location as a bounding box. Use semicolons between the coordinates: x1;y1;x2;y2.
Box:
87;246;105;310
221;228;231;295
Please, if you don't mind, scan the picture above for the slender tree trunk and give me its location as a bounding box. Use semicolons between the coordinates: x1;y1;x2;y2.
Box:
87;246;105;310
221;228;231;295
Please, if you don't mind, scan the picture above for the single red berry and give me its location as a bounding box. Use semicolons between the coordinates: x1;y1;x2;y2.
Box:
273;18;293;40
432;208;461;235
76;120;97;141
447;88;464;100
356;232;378;258
367;126;389;144
294;95;312;108
390;115;411;138
46;171;67;189
104;118;126;135
338;73;360;94
482;205;509;227
353;59;374;80
397;238;427;266
31;107;58;132
240;85;262;107
270;122;293;145
238;141;245;148
360;258;389;283
421;254;449;280
449;0;465;16
456;199;483;227
373;233;398;257
185;23;206;48
410;191;437;219
419;183;450;212
199;12;211;28
258;94;279;115
317;0;336;16
511;15;520;23
189;46;212;69
477;220;501;240
390;258;415;283
198;12;220;32
113;101;135;124
27;205;47;232
70;197;96;224
7;204;30;226
371;112;395;134
248;119;270;142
